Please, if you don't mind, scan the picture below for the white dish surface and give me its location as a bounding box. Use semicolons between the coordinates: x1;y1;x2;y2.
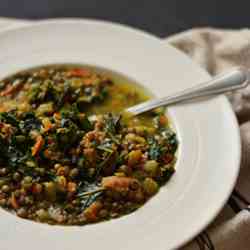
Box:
0;19;241;250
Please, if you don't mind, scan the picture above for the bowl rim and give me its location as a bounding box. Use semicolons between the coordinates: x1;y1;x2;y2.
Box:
0;18;241;250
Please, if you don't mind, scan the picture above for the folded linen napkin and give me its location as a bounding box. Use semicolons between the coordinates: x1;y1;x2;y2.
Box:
167;28;250;250
0;19;249;250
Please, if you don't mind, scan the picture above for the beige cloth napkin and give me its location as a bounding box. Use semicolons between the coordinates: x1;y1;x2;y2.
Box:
167;28;250;250
0;19;249;250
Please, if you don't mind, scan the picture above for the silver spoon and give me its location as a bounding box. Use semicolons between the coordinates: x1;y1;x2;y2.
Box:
126;67;250;116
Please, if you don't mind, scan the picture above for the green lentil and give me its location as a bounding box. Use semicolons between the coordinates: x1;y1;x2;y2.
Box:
144;160;159;177
143;178;159;196
1;185;10;193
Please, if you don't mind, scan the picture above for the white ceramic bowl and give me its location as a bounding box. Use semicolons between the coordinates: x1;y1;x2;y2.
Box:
0;19;240;250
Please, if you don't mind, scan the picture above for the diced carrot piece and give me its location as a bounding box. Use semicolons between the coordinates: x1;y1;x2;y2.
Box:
43;149;51;158
102;176;139;190
10;193;19;210
0;82;24;96
83;78;93;85
68;69;91;77
32;183;43;195
83;148;97;163
53;112;61;121
67;182;77;193
84;201;102;221
159;115;168;126
0;85;15;96
32;135;44;156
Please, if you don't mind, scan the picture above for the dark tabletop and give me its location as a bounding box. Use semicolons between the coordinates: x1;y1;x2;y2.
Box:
0;0;249;37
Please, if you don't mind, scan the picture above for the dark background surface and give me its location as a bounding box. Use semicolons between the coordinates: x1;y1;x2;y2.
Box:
0;0;248;37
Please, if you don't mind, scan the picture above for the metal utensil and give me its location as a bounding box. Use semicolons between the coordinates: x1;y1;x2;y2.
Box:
126;67;249;116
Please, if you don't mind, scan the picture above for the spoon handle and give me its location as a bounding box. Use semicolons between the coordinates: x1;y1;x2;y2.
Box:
126;67;250;116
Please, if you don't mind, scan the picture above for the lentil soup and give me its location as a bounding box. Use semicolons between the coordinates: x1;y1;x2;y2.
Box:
0;65;178;225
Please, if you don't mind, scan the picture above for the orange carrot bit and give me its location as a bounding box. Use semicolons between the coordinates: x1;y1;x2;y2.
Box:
32;135;44;156
68;68;91;78
0;85;15;97
84;201;103;221
53;112;61;121
0;106;7;112
43;149;51;159
31;183;43;195
0;82;24;97
102;176;139;190
159;115;168;126
67;182;77;193
10;193;19;210
83;78;93;86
